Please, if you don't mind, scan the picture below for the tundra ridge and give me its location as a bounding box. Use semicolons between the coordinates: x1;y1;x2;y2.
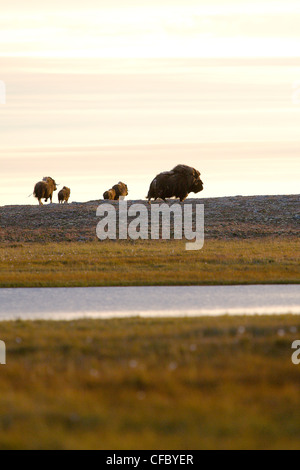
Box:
0;194;299;244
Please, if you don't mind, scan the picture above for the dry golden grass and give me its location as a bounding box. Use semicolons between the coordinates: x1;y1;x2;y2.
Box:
0;238;299;287
0;316;300;449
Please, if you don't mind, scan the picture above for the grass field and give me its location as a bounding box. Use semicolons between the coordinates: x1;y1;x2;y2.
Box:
1;235;299;449
0;238;299;287
0;315;300;450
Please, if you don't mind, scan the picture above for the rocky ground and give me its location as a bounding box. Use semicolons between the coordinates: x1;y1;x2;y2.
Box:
0;195;299;243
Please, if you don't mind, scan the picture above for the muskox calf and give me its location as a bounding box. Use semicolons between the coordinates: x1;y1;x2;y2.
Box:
103;182;128;201
103;189;116;200
147;164;204;203
33;176;57;205
58;186;71;204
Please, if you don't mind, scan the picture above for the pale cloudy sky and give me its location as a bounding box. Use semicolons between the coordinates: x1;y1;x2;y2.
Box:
1;0;300;58
0;0;300;204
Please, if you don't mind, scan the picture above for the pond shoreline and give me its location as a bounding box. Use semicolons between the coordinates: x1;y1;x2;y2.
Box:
1;285;299;321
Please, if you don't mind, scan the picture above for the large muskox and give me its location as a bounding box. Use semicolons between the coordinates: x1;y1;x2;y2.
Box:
33;177;57;205
103;182;128;201
147;164;203;202
58;186;71;204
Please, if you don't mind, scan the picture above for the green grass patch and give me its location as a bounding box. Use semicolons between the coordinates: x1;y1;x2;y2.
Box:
0;316;300;449
0;238;299;287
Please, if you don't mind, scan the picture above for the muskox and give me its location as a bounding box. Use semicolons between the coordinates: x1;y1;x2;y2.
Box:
58;186;71;204
147;164;203;203
33;177;57;205
103;182;128;201
103;189;116;200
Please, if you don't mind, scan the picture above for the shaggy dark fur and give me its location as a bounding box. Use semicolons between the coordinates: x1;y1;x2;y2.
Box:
58;186;71;204
103;189;117;200
147;164;203;202
103;182;128;201
33;177;57;206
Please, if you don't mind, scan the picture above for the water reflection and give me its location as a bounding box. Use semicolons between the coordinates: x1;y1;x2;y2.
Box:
0;285;299;321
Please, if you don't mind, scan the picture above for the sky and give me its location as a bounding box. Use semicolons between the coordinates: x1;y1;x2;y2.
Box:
0;0;300;204
1;0;300;58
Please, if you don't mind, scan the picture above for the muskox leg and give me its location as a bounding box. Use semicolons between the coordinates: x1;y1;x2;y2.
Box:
39;199;43;206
